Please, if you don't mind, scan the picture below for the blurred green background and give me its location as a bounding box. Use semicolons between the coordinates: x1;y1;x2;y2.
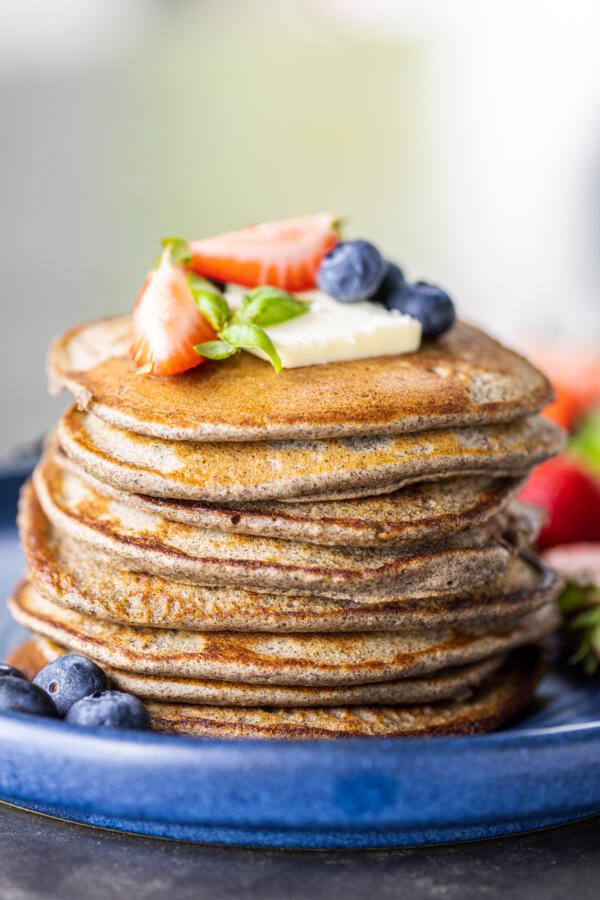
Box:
1;0;599;453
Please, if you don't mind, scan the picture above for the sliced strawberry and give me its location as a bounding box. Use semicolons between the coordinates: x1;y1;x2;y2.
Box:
519;454;600;549
188;213;339;292
131;251;217;377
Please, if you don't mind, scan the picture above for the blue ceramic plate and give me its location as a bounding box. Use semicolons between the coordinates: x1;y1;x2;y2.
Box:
1;463;600;849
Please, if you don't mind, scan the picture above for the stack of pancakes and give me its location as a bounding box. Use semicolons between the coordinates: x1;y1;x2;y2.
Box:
8;316;565;738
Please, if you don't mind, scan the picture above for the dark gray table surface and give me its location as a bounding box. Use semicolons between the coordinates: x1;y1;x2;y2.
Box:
1;803;599;900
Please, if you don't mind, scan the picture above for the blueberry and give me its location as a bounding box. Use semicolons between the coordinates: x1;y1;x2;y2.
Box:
317;240;387;302
0;663;27;680
372;261;405;303
34;654;109;718
0;676;58;718
382;281;456;340
66;691;150;731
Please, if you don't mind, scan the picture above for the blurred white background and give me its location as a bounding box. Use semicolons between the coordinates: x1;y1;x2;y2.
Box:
1;0;599;453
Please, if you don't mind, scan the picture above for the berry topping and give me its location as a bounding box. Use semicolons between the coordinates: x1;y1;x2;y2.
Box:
0;676;58;718
381;281;455;340
189;213;339;292
131;242;217;377
0;663;26;680
316;240;387;302
519;454;600;550
66;690;150;731
34;654;109;718
372;261;405;303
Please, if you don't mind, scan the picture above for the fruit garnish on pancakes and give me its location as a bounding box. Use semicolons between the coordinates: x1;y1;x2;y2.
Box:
131;239;217;377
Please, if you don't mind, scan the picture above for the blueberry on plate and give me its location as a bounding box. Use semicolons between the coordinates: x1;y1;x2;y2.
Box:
34;654;109;718
66;691;150;731
0;663;27;680
382;281;456;340
0;676;58;718
317;240;387;302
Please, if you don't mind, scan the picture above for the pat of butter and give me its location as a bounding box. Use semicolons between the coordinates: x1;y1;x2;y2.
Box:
224;287;422;368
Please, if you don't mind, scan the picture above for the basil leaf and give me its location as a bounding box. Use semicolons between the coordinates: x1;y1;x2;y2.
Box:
219;322;282;373
194;341;238;360
558;582;587;615
161;236;191;265
571;607;600;630
187;274;231;331
237;286;310;328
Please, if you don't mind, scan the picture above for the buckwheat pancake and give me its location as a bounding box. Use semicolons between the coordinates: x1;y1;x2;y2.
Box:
30;637;506;706
33;458;540;600
69;453;525;548
143;651;543;738
9;581;559;685
57;406;563;503
48;316;553;441
20;481;561;633
7;638;543;736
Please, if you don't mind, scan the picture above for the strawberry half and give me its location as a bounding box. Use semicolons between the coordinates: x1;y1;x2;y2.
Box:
131;249;217;377
188;213;339;292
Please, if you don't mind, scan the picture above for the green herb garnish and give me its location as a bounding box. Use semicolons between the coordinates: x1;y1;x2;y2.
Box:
218;322;282;373
188;274;231;332
191;281;309;373
559;579;600;674
161;236;192;266
236;286;310;328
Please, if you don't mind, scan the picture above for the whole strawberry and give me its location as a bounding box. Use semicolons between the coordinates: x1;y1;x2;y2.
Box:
519;454;600;549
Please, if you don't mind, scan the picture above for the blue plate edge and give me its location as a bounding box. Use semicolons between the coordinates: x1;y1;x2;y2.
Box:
2;711;600;833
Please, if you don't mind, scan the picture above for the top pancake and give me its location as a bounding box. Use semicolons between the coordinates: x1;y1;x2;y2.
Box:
48;316;553;442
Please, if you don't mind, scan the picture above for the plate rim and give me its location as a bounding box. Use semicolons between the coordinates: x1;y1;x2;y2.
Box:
2;710;600;835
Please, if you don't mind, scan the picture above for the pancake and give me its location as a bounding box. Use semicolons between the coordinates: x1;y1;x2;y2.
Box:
5;639;43;681
57;406;563;503
6;640;543;736
30;637;506;706
33;458;540;600
20;481;562;633
147;650;543;738
9;581;559;686
48;316;553;441
68;452;525;548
